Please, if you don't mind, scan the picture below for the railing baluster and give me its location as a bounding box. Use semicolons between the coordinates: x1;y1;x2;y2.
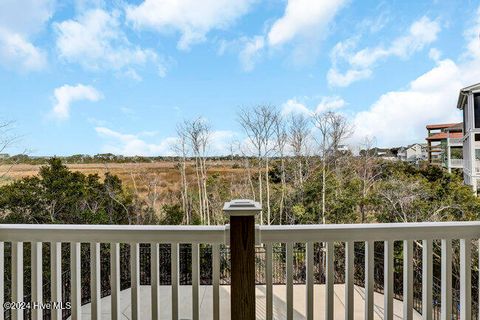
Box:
151;243;160;320
11;242;23;320
286;242;294;320
365;240;374;320
71;242;81;319
441;239;452;320
31;242;42;320
384;240;393;320
345;241;354;320
265;243;273;320
423;239;433;320
90;242;101;320
212;244;220;320
403;240;413;320
325;241;334;320
306;242;314;320
131;243;140;320
0;242;3;320
172;243;179;320
192;243;200;320
460;239;472;320
110;242;120;320
51;242;62;320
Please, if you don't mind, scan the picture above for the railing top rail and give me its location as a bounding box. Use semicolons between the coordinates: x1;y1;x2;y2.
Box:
1;221;480;243
260;221;480;242
0;224;226;243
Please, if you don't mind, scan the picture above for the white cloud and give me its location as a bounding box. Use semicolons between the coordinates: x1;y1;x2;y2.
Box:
0;30;47;71
282;96;346;115
235;0;346;71
52;84;102;120
0;0;55;36
54;9;166;77
281;99;312;116
0;0;54;71
328;16;441;87
267;0;347;47
95;126;174;156
239;36;265;71
349;7;480;147
125;0;255;50
327;68;372;88
96;126;236;156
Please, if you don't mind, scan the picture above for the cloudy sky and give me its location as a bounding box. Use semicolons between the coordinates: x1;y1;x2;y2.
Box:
1;0;480;156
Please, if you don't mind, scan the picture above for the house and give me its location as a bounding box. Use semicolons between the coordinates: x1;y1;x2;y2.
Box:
457;82;480;192
397;143;427;163
425;122;463;172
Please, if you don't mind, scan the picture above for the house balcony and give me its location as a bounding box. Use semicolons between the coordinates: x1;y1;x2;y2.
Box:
448;138;464;147
449;158;464;168
1;220;479;320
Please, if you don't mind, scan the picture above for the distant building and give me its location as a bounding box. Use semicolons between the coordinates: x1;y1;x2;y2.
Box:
0;153;8;159
359;147;397;160
425;122;463;172
457;82;480;192
397;143;428;163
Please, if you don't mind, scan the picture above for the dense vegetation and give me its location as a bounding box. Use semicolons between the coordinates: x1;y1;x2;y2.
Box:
1;107;478;226
0;156;478;226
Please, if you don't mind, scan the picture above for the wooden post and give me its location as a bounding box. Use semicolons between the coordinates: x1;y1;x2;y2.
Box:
223;199;261;320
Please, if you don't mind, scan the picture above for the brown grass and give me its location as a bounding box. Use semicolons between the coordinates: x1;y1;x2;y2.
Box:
0;161;246;212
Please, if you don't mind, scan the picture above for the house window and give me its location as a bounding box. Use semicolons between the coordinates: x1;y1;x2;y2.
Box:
474;93;480;128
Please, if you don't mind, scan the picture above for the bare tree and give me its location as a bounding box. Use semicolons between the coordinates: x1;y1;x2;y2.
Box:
288;114;311;189
0;120;22;179
184;117;211;224
311;111;352;224
173;124;191;223
356;136;383;222
238;105;277;224
273;114;287;224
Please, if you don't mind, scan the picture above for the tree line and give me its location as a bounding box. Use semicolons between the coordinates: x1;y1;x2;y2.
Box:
1;106;479;226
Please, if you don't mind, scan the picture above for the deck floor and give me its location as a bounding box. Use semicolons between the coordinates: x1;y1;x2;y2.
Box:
76;284;422;319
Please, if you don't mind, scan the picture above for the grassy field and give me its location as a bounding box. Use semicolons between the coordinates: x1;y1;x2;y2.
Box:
0;161;246;213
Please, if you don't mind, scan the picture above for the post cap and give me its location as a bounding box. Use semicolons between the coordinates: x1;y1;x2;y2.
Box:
223;199;261;217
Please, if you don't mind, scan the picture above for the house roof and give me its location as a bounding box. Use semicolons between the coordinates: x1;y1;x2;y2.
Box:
444;122;463;131
426;131;463;141
426;123;460;130
457;82;480;109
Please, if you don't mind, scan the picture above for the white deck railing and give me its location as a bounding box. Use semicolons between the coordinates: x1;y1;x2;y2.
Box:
1;221;480;320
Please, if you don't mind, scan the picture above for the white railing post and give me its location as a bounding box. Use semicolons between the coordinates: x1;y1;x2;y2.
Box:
90;242;101;320
441;239;452;320
223;199;261;320
364;241;374;320
403;240;413;320
384;240;393;320
31;241;42;320
11;242;23;320
51;242;62;320
422;239;433;320
0;242;3;320
131;243;140;320
460;239;472;320
151;243;160;320
344;241;354;320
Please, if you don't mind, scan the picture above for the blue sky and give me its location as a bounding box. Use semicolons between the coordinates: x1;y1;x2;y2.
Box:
1;0;480;156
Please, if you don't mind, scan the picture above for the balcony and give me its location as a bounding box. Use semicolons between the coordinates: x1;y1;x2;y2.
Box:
1;219;480;320
450;159;464;168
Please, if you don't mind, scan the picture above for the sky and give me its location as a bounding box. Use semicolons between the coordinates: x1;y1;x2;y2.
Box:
1;0;480;156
